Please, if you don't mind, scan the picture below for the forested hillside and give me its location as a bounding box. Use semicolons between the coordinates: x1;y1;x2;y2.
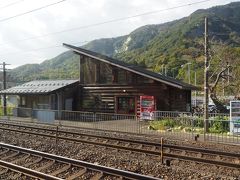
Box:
9;2;240;93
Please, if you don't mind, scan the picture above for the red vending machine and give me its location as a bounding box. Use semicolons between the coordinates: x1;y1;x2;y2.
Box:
140;96;156;120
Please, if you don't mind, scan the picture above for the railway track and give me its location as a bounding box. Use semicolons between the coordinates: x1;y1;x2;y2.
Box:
0;142;160;180
0;121;240;169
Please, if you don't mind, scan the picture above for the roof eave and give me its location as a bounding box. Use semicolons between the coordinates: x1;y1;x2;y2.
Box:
0;80;79;95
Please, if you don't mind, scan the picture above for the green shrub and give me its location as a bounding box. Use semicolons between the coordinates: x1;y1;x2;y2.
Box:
148;115;230;134
209;116;229;133
0;107;14;116
149;118;176;130
194;117;204;128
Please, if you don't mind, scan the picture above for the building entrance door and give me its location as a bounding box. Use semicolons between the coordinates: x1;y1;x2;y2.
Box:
116;96;135;114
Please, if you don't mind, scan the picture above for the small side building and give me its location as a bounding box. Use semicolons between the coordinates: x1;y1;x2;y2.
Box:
0;80;79;111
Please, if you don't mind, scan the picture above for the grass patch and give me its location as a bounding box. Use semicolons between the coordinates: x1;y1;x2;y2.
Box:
0;106;14;116
149;118;176;130
148;116;229;134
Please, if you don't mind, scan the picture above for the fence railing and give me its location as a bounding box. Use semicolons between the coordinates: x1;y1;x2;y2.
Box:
152;111;229;119
1;107;239;144
148;110;237;143
0;106;15;116
153;111;192;119
5;107;138;133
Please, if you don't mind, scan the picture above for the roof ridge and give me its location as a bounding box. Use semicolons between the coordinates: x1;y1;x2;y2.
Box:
63;43;198;90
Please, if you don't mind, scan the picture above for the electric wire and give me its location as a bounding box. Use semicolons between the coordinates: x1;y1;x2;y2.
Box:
0;41;87;56
0;0;211;48
0;0;24;10
0;0;212;60
0;0;67;23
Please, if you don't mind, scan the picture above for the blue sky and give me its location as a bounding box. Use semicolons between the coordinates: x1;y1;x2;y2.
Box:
0;0;238;68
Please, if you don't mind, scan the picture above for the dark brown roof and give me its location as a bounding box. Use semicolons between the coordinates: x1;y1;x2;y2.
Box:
0;80;79;95
63;43;198;90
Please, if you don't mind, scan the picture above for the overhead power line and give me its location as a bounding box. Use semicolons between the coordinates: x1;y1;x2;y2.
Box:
0;0;24;10
0;0;211;48
0;0;212;58
0;41;88;56
0;0;67;23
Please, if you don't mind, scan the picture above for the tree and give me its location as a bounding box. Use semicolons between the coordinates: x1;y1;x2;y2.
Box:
208;45;240;112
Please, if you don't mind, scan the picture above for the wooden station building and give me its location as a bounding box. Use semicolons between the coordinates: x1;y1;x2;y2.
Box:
0;43;197;116
63;43;197;115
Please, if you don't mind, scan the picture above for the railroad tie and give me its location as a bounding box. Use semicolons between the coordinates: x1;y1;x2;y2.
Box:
0;168;8;175
92;138;98;142
10;154;31;164
12;172;22;179
151;146;156;151
0;149;9;156
124;143;130;147
24;156;43;168
1;151;19;160
90;171;104;180
103;140;109;144
113;141;119;145
137;144;143;149
165;148;170;153
196;153;202;158
116;176;123;180
35;160;56;172
50;163;71;176
66;167;87;180
234;158;240;164
181;150;186;156
215;155;221;161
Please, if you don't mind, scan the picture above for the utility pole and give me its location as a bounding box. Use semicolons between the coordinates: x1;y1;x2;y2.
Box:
222;66;225;96
227;61;230;85
172;68;175;78
204;17;209;138
194;71;197;107
181;63;191;84
0;62;10;116
187;63;191;84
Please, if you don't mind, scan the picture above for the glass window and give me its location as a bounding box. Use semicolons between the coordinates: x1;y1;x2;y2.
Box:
117;97;135;114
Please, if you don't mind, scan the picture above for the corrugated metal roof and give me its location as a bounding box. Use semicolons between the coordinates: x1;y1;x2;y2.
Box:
0;80;79;95
63;43;198;90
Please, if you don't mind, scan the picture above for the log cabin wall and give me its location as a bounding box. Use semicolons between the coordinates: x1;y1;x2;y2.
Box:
80;84;169;113
77;55;190;114
169;87;191;112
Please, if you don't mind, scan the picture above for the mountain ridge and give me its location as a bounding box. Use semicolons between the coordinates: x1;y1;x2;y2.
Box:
9;2;240;84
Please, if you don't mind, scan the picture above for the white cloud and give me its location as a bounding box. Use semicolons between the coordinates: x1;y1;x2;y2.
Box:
0;0;238;67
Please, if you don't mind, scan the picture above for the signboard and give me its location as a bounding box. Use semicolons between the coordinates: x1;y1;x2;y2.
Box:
230;101;240;134
140;96;155;120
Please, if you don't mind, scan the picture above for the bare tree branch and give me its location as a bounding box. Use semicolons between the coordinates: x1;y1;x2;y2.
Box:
210;65;231;93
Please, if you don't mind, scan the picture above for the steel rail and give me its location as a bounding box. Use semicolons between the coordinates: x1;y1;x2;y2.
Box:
0;125;160;155
0;121;239;158
1;123;240;169
0;122;240;169
0;159;62;180
0;142;160;180
164;152;240;168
